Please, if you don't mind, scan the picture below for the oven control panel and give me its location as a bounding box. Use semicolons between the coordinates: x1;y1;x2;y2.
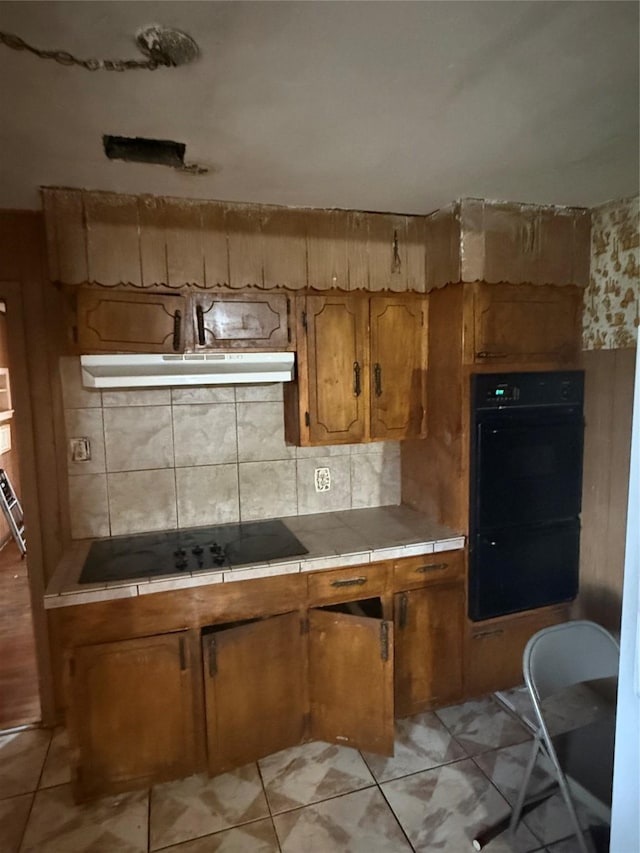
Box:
473;371;584;409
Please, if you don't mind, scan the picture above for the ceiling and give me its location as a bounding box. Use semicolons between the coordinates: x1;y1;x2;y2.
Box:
0;1;638;214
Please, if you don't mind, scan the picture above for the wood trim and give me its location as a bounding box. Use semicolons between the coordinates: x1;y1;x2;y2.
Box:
576;347;635;631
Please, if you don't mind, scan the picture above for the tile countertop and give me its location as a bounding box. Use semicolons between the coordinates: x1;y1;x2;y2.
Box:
44;505;465;610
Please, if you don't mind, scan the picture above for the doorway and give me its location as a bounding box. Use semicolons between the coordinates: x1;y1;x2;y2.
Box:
0;297;41;728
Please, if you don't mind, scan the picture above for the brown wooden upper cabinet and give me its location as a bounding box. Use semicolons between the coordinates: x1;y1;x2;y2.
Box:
192;292;293;350
74;287;294;353
467;282;582;366
75;288;187;354
285;293;427;445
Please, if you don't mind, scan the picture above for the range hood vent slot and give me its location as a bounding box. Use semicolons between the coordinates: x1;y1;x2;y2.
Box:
80;353;295;389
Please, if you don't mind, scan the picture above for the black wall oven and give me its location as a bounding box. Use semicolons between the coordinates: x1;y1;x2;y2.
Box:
469;371;584;621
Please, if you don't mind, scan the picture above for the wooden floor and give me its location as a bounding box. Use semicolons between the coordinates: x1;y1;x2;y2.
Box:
0;538;41;729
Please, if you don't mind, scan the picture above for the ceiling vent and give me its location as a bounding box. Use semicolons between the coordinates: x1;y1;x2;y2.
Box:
103;135;186;167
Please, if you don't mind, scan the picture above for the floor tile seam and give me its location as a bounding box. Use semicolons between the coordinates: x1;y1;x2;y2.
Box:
469;753;549;851
150;814;280;853
370;751;487;786
267;780;379;818
10;788;36;853
371;772;417;853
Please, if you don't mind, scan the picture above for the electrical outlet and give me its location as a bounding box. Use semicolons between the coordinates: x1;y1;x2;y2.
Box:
70;437;91;462
314;467;331;492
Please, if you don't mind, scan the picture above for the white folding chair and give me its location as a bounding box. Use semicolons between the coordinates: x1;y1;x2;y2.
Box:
509;620;619;853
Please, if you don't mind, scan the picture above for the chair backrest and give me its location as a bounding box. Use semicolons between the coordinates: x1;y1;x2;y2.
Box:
524;620;620;702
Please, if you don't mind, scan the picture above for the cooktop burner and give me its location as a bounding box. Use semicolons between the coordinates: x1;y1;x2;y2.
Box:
79;520;308;584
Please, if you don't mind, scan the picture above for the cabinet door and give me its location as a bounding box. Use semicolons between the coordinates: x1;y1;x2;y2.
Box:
68;632;197;799
304;295;369;444
308;606;394;754
76;288;186;353
193;293;292;350
202;612;306;775
394;584;464;718
369;296;427;440
472;283;581;366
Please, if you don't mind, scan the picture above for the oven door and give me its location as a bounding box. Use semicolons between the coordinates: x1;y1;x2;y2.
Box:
472;408;584;530
469;519;580;621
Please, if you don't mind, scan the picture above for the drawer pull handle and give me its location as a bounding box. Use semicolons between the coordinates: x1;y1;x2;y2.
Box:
330;576;367;588
476;351;508;359
415;562;448;574
179;637;187;671
473;628;505;641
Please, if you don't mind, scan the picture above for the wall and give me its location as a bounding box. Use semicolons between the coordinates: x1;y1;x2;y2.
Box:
60;357;401;539
578;195;639;630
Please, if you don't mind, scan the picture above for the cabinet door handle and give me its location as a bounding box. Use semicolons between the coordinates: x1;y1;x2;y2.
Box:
208;637;217;677
374;362;383;397
415;562;448;574
353;361;361;397
472;628;505;641
179;636;187;671
476;351;508;359
380;621;390;662
196;304;205;345
330;576;367;588
172;310;182;351
398;593;408;630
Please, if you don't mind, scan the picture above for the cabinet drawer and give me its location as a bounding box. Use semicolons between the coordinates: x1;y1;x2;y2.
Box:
307;561;389;604
393;550;464;591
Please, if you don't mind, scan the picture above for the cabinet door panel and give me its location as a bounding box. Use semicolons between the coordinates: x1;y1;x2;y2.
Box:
308;608;394;754
465;605;568;698
394;584;464;718
194;293;291;350
69;632;196;799
305;295;368;444
473;283;581;366
76;289;186;353
203;612;305;775
370;296;427;439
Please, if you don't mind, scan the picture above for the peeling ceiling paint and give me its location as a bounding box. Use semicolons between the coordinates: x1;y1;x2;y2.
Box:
0;0;638;212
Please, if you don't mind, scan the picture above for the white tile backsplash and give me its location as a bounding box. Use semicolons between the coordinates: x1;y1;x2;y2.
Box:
61;359;402;539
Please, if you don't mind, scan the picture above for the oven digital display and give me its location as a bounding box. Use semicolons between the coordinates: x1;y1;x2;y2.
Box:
486;384;518;402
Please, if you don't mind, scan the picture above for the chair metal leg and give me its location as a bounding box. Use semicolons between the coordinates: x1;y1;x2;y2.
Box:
509;735;541;834
543;740;591;853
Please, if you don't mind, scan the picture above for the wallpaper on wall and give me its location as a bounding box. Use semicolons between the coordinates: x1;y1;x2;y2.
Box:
583;195;640;350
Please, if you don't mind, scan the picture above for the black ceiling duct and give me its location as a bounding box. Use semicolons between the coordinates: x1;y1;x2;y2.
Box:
103;135;186;167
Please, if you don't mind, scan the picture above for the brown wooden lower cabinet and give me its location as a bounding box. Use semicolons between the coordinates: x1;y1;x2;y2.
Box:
202;612;306;776
309;601;394;755
67;631;199;800
394;582;465;718
464;604;570;698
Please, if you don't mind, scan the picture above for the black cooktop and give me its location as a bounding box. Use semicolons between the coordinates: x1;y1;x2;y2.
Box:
79;520;309;584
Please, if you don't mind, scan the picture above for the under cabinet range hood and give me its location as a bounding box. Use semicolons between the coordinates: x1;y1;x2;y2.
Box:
80;353;295;388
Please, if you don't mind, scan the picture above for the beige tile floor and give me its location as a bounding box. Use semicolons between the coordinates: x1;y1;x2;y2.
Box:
0;695;603;853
